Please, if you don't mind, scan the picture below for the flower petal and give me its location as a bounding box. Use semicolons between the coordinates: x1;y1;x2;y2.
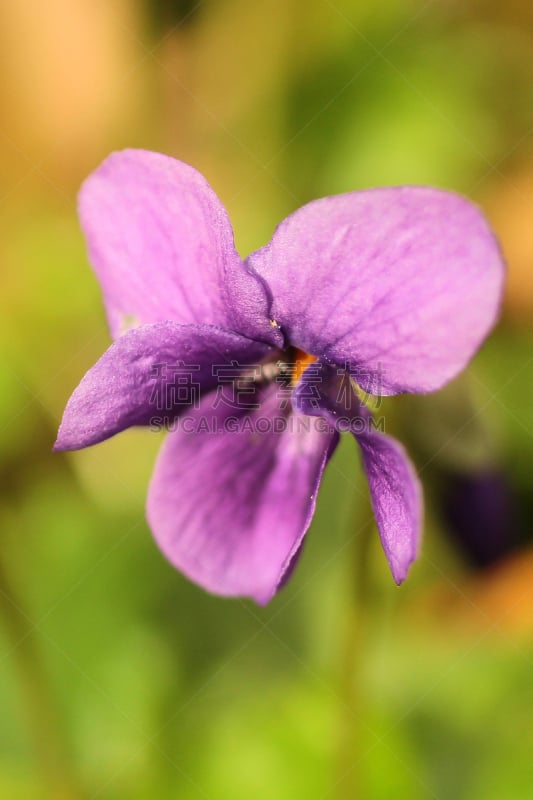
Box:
293;362;421;582
146;382;339;604
356;430;422;584
248;187;504;394
54;322;270;451
79;149;280;345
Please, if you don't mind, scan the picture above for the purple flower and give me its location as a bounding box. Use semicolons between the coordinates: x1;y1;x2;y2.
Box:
55;149;504;604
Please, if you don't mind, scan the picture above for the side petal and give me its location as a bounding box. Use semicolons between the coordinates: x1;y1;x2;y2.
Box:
356;430;422;584
79;149;281;345
293;362;422;582
54;322;270;451
146;382;339;604
248;187;504;394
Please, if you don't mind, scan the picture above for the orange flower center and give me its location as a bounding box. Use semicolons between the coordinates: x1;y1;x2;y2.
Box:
291;349;317;384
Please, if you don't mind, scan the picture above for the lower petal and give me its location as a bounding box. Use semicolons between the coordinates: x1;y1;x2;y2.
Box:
146;382;338;604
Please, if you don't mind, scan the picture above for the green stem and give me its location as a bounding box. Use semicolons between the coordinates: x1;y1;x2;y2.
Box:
334;518;373;800
0;557;85;800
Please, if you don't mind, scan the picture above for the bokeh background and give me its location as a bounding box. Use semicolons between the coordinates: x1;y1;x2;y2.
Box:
1;1;533;798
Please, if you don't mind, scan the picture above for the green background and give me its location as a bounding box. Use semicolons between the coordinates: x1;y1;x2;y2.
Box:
1;1;533;797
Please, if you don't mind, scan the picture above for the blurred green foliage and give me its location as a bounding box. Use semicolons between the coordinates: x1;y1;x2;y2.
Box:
1;0;532;797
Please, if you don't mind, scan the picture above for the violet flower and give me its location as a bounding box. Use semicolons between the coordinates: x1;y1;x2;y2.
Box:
55;150;504;604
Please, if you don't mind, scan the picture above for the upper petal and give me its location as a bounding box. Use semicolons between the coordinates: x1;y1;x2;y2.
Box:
79;149;281;345
248;187;504;394
146;381;339;604
54;322;270;451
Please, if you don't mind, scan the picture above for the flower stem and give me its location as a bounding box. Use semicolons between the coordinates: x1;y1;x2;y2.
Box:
334;517;373;800
0;556;86;800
